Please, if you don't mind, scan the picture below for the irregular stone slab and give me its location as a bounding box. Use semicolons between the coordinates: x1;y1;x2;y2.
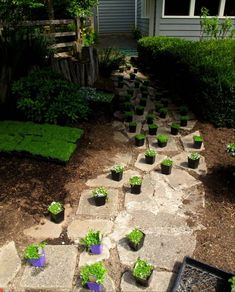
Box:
151;168;201;191
0;241;21;288
172;111;196;121
74;275;115;292
134;153;167;172
67;219;114;241
121;271;177;292
117;233;196;270
112;121;125;131
76;189;119;218
113;131;129;143
172;152;207;175
181;130;205;152
20;245;77;290
149;136;180;152
86;169;139;188
79;244;110;267
182;185;205;215
111;152;133;166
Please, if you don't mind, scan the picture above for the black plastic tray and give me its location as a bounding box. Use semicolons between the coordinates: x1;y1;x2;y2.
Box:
172;256;234;292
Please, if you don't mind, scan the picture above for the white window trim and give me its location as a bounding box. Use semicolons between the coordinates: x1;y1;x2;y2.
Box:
141;0;150;19
161;0;235;19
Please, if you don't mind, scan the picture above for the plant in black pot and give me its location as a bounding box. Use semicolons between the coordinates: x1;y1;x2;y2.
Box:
134;81;140;88
130;73;136;81
148;123;158;135
171;123;180;135
155;102;164;112
161;158;173;175
127;88;134;96
157;134;169;148
159;107;168;118
127;228;145;251
92;187;108;206
145;149;156;164
179;105;188;115
132;258;154;287
146;113;155;124
111;164;124;181
129;176;142;194
80;230;103;255
180;115;189;127
135;133;145;147
193;135;203;149
143;80;150;86
136;105;144;116
124;94;132;102
123;102;133;111
118;75;124;82
160;98;169;107
48;202;64;224
140;98;147;107
129;121;137;133
124;111;134;122
188;152;200;169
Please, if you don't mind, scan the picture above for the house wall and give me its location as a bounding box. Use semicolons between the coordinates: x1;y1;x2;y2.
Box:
137;0;149;36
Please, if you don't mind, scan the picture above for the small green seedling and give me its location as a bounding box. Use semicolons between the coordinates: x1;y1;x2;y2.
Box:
129;121;137;126
171;123;180;129
124;111;134;117
132;258;154;280
146;113;155;119
24;242;46;260
157;134;169;143
80;262;107;286
180;115;189;121
129;176;142;186
48;202;63;215
229;276;235;292
112;164;124;173
145;149;156;157
193;135;203;142
127;229;144;245
161;158;173;167
188;152;200;160
135;134;145;140
80;230;102;251
92;187;108;198
149;123;158;129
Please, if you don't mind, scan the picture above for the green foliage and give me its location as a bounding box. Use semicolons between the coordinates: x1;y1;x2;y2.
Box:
161;159;173;167
13;69;89;124
48;202;63;215
80;230;102;250
129;121;137;126
127;229;144;245
180;115;189;121
135;134;145;140
227;143;235;157
148;123;158;129
229;276;235;292
129;176;142;186
159;107;168;114
0;121;83;162
80;262;107;286
146;113;155;119
193;135;203;142
68;0;98;17
98;48;126;78
145;149;156;157
188;152;200;160
171;123;180;129
82;27;98;47
111;164;124;173
24;242;46;260
92;187;108;198
157;134;169;143
132;26;142;40
132;258;154;280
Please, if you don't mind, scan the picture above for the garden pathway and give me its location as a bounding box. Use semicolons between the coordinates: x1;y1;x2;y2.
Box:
0;67;207;291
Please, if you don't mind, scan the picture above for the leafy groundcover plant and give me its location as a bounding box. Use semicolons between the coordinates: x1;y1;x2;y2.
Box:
80;262;107;286
93;187;108;198
80;230;102;252
229;276;235;292
111;164;124;173
24;242;46;260
188;152;200;160
129;176;142;186
135;134;145;140
145;149;156;157
111;164;124;181
127;228;145;251
193;135;203;143
157;134;169;144
161;158;173;167
48;202;63;215
132;258;154;286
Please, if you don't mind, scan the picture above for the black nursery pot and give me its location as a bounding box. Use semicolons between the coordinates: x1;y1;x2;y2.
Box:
171;127;179;135
50;209;65;224
147;117;154;124
135;138;145;147
161;164;172;175
140;99;147;107
118;82;124;88
194;141;203;149
188;158;200;169
125;115;133;122
128;233;145;251
180;120;188;127
145;156;155;165
158;141;167;148
134;270;153;287
94;196;106;206
111;170;123;181
149;127;157;135
131;184;142;194
130;74;136;81
160;112;167;118
129;124;137;133
142;92;148;99
136;108;144;115
134;68;138;73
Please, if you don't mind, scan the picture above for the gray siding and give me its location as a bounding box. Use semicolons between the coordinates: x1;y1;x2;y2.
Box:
97;0;135;33
137;0;149;36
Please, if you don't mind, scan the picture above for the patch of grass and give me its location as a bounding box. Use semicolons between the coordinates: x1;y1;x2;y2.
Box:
0;121;83;163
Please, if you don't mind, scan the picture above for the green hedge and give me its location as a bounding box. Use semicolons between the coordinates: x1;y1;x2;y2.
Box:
138;37;235;127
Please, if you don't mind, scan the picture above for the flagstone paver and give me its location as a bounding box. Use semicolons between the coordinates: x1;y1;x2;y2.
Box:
181;130;205;152
134;153;167;172
0;241;21;288
79;244;110;267
113;131;129;143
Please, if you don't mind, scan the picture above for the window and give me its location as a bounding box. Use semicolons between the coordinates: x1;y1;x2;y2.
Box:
194;0;220;16
142;0;151;18
164;0;190;16
224;0;235;16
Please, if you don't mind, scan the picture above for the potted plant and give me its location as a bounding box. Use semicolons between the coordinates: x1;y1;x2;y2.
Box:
129;176;142;194
124;94;132;102
135;105;144;116
229;276;235;292
157;134;169;148
130;73;136;81
127;88;134;96
132;258;154;287
159;107;168;118
80;262;107;292
92;187;108;206
118;81;124;88
111;164;124;181
80;230;103;255
180;115;189;127
188;152;200;169
129;121;137;133
24;242;46;267
155;102;164;112
124;111;134;122
145;149;156;164
133;68;138;74
127;228;145;251
139;98;147;107
126;64;131;70
140;85;147;93
143;80;150;86
193;135;203;149
123;102;133;111
160;98;169;107
146;113;155;124
148;123;158;135
118;75;124;82
179;105;188;115
48;201;64;224
171;123;180;135
161;158;173;175
134;81;140;88
135;134;145;147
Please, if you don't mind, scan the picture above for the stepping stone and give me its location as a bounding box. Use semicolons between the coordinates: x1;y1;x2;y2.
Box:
76;189;119;218
134;153;166;172
113;131;129;143
79;244;110;267
181;130;205;152
181;185;205;215
151;168;201;191
110;152;133;167
125;122;142;139
179;120;197;131
74;275;115;292
172;111;196;121
0;241;21;288
20;245;77;290
86;169;139;188
172;152;207;175
121;271;177;292
112;121;125;130
67;219;114;241
149;136;180;152
117;233;196;270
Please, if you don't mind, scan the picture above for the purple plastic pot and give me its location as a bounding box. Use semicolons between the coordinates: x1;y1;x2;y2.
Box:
28;250;46;267
90;244;103;255
87;282;102;292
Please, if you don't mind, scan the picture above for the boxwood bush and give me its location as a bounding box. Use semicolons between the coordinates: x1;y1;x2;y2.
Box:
138;37;235;127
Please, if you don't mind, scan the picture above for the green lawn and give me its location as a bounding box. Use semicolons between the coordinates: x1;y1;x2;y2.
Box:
0;121;84;163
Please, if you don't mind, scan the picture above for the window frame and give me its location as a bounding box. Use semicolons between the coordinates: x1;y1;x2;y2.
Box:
141;0;151;19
